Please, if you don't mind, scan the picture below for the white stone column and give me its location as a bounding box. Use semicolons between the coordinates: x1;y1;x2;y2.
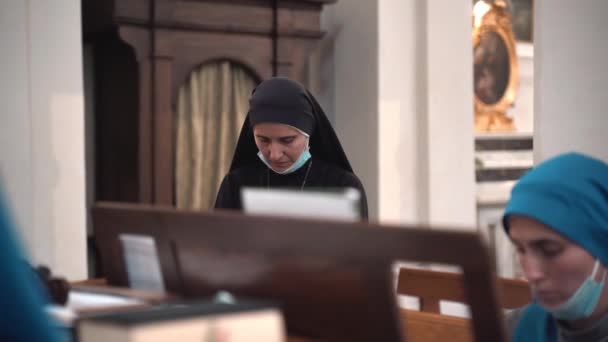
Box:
424;0;476;227
378;0;476;228
534;0;608;162
317;0;380;219
0;0;87;280
316;0;476;227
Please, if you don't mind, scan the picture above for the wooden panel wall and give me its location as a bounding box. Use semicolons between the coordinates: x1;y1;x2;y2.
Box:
84;0;334;205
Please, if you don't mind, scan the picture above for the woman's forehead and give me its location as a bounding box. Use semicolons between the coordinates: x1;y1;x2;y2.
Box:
253;123;306;136
509;215;566;242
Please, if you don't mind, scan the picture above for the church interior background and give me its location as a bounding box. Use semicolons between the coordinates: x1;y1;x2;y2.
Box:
2;0;608;318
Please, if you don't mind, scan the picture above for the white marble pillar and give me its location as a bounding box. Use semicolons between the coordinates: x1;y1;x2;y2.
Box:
0;0;87;280
534;0;608;162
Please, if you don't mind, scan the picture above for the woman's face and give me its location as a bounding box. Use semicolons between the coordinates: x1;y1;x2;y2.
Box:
509;215;607;311
253;123;308;173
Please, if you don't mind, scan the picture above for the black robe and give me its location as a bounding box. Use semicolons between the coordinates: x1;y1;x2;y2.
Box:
215;158;368;219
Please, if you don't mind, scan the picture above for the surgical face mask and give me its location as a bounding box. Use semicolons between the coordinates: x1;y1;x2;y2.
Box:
547;259;607;320
257;139;311;175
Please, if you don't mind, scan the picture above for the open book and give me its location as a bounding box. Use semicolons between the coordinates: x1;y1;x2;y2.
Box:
76;301;285;342
47;290;147;327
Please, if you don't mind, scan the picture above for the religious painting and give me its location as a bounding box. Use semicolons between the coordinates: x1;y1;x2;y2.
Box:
472;1;519;132
474;31;510;105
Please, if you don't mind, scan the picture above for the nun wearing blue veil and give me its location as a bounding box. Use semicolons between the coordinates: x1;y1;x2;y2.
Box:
503;152;608;342
0;186;61;341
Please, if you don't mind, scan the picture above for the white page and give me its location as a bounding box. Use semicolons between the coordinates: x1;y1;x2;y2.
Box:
242;187;360;222
120;234;166;292
66;291;143;310
47;291;143;326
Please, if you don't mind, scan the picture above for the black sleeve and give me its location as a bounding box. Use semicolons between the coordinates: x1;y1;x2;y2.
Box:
214;174;242;210
358;184;369;220
341;173;369;221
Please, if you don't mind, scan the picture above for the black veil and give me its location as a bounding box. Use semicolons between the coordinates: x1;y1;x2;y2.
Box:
228;77;353;173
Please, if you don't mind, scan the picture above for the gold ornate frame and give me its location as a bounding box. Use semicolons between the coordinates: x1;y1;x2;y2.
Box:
473;1;519;132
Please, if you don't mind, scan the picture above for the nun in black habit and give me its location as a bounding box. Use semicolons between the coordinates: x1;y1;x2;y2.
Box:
214;77;368;220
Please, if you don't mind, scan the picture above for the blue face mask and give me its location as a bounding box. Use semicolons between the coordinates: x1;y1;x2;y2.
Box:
257;141;311;175
547;260;607;320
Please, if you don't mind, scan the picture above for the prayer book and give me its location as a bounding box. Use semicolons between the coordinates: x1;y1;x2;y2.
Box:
76;300;285;342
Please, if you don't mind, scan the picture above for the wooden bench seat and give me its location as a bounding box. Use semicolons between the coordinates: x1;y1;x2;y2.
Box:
397;267;531;313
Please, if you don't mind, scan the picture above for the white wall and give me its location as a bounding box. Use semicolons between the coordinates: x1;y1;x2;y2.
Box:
0;0;87;280
378;0;476;227
316;0;380;219
423;0;476;227
378;0;419;223
534;0;608;162
510;43;534;134
0;1;33;246
317;0;476;228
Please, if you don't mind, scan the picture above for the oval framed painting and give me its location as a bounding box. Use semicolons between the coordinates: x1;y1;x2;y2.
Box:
473;2;519;131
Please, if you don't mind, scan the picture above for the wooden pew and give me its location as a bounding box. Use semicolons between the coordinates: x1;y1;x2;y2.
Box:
395;268;529;341
397;268;531;313
401;309;472;342
69;280;473;342
70;278;473;342
93;202;508;342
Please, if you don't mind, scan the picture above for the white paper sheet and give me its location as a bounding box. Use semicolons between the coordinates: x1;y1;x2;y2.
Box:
242;187;361;222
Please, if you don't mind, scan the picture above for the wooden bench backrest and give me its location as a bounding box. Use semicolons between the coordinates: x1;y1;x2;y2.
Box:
94;202;508;342
401;309;472;342
397;268;531;313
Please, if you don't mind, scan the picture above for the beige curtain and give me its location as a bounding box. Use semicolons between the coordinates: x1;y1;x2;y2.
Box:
175;61;257;210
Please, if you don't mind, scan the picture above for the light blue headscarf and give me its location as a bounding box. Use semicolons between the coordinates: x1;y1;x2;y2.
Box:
502;152;608;342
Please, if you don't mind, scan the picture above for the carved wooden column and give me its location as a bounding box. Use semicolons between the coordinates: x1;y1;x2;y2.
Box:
152;32;175;205
118;26;157;204
274;4;327;83
119;19;175;206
